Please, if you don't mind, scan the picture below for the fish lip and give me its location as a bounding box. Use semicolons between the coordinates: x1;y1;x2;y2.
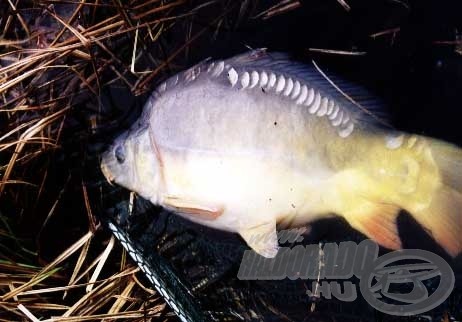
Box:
100;161;115;186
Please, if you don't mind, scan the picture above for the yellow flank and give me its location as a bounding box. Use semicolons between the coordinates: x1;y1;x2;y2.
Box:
324;129;461;256
326;132;437;205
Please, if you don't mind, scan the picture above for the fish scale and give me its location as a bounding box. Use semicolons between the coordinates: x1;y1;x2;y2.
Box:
158;56;357;139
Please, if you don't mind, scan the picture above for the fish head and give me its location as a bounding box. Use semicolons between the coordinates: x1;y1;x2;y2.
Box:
100;126;162;203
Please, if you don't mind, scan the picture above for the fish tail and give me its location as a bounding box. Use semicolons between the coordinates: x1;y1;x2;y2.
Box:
407;138;462;257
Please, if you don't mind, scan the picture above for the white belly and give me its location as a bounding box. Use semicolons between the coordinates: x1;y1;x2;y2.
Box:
159;148;334;232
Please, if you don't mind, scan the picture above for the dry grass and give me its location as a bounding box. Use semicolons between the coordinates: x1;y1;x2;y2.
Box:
0;1;278;320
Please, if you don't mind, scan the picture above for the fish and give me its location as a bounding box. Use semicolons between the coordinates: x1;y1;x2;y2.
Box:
101;49;462;258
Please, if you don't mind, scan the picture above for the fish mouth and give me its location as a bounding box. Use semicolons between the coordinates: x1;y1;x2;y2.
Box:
100;161;115;186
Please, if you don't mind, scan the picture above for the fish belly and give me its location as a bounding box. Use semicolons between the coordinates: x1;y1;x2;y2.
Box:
158;147;334;232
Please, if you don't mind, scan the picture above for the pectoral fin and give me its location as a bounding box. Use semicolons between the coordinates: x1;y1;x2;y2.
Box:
239;221;279;258
164;195;224;220
343;202;402;250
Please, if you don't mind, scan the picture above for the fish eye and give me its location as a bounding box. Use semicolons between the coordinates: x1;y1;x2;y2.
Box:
115;145;125;164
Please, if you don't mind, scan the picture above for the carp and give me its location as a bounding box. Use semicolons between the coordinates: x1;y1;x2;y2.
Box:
101;49;462;258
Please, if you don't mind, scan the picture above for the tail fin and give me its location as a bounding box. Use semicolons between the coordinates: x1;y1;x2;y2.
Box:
429;139;462;193
410;139;462;257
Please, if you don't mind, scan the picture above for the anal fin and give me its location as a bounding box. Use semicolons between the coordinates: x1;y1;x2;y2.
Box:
240;221;279;258
343;202;402;250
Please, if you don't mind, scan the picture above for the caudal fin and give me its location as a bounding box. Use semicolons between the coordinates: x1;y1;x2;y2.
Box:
410;140;462;257
413;187;462;257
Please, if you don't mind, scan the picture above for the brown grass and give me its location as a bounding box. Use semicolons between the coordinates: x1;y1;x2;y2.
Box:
0;0;273;320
